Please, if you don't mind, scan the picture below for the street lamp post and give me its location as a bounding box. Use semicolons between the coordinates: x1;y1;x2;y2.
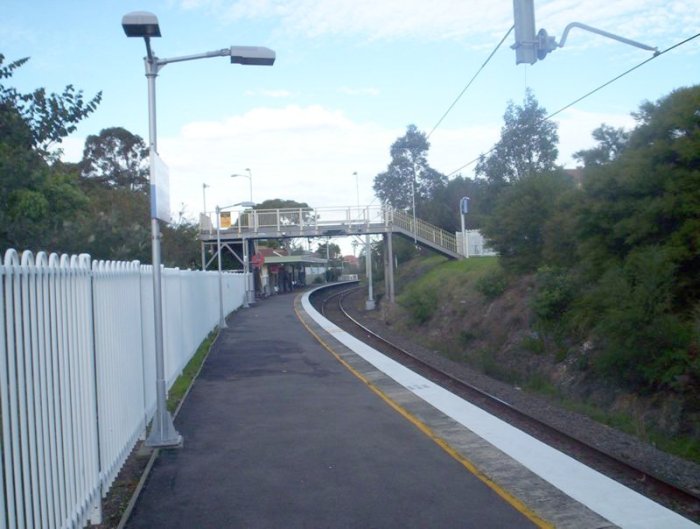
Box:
202;182;209;213
122;11;274;448
230;169;254;306
353;171;359;210
365;234;375;310
231;168;253;204
216;201;255;326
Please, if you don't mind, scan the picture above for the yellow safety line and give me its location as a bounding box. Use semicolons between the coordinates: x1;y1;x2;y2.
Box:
294;303;554;529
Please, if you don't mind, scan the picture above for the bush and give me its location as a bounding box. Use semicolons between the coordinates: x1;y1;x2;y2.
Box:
532;266;578;334
400;286;438;324
475;268;509;300
580;247;695;390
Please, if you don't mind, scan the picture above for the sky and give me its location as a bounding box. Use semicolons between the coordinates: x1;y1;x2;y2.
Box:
3;1;699;240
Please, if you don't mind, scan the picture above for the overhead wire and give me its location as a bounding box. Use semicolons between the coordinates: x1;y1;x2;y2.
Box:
444;30;700;178
426;25;514;140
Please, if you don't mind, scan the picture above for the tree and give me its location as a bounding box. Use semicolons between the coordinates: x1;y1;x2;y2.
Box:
373;125;447;214
475;90;558;185
537;85;700;391
1;54;99;251
482;170;574;273
72;185;151;262
161;217;201;269
255;198;309;210
0;54;101;158
574;124;629;168
80;127;149;192
575;85;700;310
423;175;491;233
315;241;341;260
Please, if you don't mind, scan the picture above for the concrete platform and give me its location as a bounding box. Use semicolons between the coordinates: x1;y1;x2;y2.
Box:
124;286;698;529
125;291;538;529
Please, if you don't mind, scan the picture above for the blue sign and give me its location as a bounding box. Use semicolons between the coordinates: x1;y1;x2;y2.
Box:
460;196;469;215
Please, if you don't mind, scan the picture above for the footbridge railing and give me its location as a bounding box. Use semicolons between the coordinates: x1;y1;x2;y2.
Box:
385;209;459;257
200;205;460;258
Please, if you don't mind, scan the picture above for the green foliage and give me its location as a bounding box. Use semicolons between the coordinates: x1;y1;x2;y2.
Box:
168;330;217;412
482;170;574;273
373;124;447;213
255;198;309;210
575;85;700;309
475;267;509;300
424;175;491;232
162;220;201;269
80;127;149;192
400;286;438;324
475;89;559;185
315;241;341;259
520;333;546;355
459;330;477;345
580;247;695;389
0;53;100;252
0;54;101;156
532;266;577;326
574;124;629;167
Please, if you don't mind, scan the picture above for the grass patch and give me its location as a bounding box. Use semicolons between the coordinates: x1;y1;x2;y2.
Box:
520;334;546;355
524;374;559;397
520;377;700;463
398;256;500;319
475;348;520;384
556;397;700;464
167;329;218;413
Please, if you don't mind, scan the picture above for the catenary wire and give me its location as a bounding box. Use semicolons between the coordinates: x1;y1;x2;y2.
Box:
426;26;514;140
445;31;700;178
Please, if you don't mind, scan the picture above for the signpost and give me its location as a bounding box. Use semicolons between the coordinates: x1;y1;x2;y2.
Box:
460;196;469;259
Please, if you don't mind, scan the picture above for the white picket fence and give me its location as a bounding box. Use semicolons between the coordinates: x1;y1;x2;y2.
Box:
0;249;246;529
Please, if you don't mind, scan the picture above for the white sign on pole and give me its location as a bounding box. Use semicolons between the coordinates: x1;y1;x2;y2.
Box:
151;153;171;223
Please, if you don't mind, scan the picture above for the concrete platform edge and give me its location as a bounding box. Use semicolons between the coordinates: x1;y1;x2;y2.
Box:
295;291;618;529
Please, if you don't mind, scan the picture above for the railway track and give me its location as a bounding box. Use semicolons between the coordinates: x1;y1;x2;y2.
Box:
311;282;700;523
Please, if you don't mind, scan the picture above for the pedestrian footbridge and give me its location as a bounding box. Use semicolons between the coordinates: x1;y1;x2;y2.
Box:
199;205;461;260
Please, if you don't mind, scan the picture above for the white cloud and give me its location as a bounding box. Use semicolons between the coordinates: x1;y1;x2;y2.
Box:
178;0;700;45
158;105;400;218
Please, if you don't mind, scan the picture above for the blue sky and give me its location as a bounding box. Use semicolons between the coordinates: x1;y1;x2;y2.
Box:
3;0;699;226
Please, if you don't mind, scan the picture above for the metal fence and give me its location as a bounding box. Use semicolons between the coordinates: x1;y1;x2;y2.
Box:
0;249;245;529
388;209;458;255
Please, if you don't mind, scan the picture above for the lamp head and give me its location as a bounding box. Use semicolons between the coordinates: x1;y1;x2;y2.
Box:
122;11;161;38
230;46;276;66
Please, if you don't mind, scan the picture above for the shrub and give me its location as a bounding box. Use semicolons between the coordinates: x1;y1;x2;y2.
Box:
533;267;576;321
400;286;438;324
475;268;509;300
581;247;695;390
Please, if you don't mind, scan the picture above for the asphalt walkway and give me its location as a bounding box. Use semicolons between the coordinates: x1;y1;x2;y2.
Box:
125;291;537;529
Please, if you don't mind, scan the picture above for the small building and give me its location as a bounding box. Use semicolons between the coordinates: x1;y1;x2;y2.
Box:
455;230;497;257
254;248;328;296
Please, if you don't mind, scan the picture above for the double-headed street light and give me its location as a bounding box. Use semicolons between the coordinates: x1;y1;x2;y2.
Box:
231;168;253;203
122;11;275;448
